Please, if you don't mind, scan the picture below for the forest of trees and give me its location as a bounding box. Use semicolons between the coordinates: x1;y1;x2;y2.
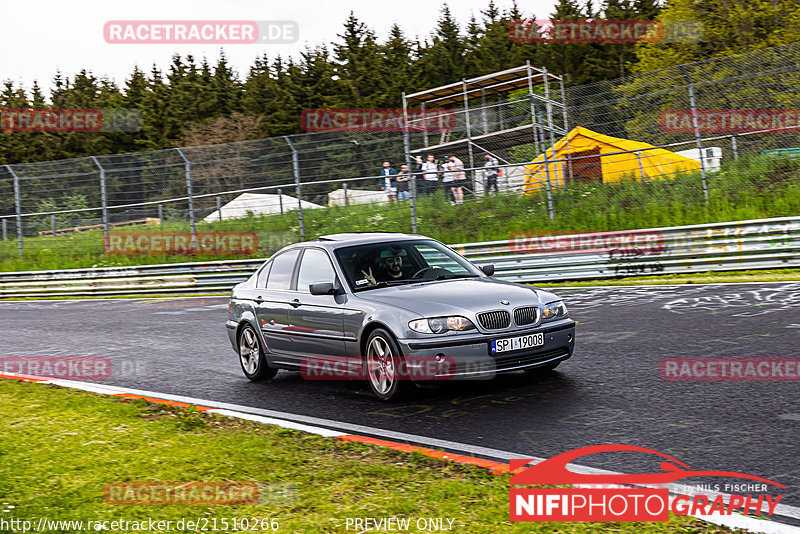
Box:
1;0;799;166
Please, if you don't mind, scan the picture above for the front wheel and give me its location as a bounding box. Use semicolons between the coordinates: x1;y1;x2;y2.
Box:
364;328;411;401
238;323;277;381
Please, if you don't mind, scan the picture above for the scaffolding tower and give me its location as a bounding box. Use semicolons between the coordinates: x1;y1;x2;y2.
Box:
401;62;569;199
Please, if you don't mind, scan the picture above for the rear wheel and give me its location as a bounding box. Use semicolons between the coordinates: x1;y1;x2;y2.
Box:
364;328;411;401
239;323;277;381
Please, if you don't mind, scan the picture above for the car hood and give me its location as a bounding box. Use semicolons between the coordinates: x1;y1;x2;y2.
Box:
353;278;558;317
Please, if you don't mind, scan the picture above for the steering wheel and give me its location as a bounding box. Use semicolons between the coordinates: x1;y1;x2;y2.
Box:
412;266;445;279
412;266;436;279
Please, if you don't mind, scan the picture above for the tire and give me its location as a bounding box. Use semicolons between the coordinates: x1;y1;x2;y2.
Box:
238;323;277;381
364;328;411;401
523;361;560;376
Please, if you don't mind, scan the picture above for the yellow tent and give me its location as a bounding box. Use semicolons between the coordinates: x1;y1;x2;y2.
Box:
523;126;701;193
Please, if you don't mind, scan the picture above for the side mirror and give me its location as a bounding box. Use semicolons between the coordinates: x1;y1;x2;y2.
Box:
309;282;336;295
480;264;495;276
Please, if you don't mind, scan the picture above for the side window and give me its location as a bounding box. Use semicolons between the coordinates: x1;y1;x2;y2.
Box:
266;249;300;290
256;261;272;288
297;248;336;293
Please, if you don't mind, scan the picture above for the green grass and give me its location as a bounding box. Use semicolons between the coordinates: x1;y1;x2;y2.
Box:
1;153;798;272
0;378;735;533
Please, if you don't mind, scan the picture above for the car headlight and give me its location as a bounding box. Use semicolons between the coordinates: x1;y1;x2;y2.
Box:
409;316;476;334
541;301;568;321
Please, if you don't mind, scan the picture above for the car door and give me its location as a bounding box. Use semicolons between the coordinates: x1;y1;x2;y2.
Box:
254;248;300;364
287;247;349;372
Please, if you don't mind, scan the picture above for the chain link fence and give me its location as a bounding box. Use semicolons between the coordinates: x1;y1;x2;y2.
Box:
1;42;800;270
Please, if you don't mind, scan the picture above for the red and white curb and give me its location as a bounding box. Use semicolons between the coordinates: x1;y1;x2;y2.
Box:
2;371;799;533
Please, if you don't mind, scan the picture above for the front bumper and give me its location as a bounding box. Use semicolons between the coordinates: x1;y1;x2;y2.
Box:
397;319;575;382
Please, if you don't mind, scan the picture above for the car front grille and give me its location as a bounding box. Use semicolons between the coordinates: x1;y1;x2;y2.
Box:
513;306;539;326
477;310;511;330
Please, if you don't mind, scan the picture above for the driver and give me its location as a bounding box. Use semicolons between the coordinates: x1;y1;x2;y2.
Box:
361;248;413;284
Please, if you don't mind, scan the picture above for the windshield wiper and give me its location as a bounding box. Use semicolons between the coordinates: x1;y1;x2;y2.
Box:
433;273;481;280
353;279;417;291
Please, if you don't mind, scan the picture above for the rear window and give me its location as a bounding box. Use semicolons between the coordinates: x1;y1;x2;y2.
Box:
266;249;300;290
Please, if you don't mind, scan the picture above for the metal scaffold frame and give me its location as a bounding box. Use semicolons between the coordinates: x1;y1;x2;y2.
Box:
401;63;570;210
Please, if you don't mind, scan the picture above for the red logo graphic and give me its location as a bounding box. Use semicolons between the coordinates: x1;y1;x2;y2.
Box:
510;444;784;522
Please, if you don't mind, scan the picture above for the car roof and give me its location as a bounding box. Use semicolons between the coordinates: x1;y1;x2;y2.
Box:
313;232;430;248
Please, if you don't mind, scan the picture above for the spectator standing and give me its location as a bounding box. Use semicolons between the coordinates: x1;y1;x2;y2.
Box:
442;157;455;205
421;154;439;196
449;155;466;205
396;164;410;201
380;161;397;203
483;153;499;193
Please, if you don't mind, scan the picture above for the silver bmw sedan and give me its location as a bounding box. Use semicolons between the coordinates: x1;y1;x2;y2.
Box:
227;232;575;401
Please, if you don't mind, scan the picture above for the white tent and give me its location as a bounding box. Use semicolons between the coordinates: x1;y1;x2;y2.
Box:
327;188;388;206
203;193;323;222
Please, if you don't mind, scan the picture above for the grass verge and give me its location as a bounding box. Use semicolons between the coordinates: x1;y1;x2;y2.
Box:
0;378;734;533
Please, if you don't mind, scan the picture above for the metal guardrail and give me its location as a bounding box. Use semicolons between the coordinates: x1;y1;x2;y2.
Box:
0;217;798;298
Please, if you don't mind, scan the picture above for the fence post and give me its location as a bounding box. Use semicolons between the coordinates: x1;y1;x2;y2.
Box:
343;182;349;207
283;136;305;240
5;165;23;258
2;219;6;240
636;151;645;180
51;214;56;237
558;75;573;185
679;65;709;200
401;92;418;233
731;135;739;160
277;188;284;214
216;196;222;221
158;203;163;227
174;148;197;246
462;80;476;195
90;156;109;250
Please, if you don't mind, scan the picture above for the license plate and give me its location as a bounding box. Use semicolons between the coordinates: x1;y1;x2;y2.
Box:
491;333;544;353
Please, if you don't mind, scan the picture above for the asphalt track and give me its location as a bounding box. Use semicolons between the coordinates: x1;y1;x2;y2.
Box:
2;282;799;522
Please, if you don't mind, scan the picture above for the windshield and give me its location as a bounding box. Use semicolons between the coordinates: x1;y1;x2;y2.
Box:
334;240;482;291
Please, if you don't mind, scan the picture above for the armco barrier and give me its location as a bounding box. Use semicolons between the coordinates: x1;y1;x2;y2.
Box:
0;217;798;298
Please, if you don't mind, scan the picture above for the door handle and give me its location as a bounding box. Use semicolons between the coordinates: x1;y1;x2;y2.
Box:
291;298;301;307
255;295;264;303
